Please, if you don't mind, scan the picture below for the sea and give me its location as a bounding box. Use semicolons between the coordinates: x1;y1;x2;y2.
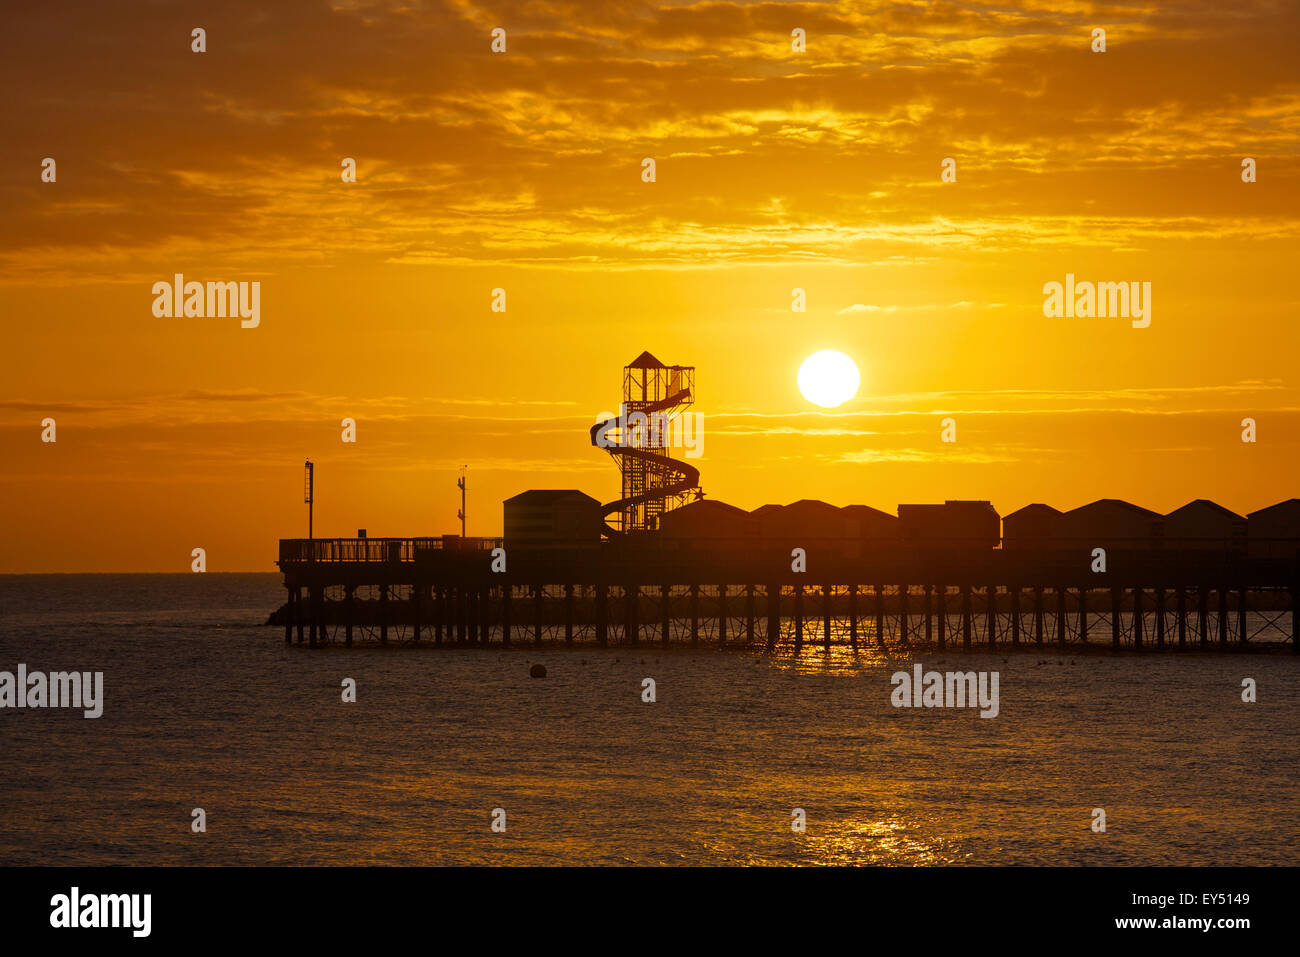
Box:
1;573;1296;866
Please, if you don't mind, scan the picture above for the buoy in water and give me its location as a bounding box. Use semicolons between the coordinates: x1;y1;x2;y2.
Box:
529;664;547;679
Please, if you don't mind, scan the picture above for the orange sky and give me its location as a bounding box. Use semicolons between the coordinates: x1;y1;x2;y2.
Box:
2;0;1298;572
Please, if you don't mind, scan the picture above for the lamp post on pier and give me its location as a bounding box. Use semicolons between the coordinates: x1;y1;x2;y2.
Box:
456;465;466;537
304;459;314;542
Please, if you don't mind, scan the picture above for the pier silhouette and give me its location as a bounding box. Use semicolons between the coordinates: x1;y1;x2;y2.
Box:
275;355;1300;653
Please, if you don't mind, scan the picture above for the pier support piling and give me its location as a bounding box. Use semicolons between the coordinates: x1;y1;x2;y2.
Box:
595;583;608;647
937;585;946;650
1155;587;1165;649
923;585;932;646
985;584;996;649
823;584;832;650
766;584;780;651
1198;585;1209;648
1238;585;1248;648
1133;586;1143;649
689;584;700;645
1111;586;1122;650
793;584;804;654
565;584;574;645
345;585;354;648
1176;585;1186;649
626;585;639;645
661;585;672;646
960;584;972;651
719;585;728;646
1218;586;1229;648
849;584;859;649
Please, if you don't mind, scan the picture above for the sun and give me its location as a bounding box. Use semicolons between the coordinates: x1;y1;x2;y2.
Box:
797;350;860;409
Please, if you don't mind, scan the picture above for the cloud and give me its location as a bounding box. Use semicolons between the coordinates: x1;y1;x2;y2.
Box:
2;0;1297;279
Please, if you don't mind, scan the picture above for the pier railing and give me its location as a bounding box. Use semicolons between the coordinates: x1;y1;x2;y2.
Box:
279;537;504;564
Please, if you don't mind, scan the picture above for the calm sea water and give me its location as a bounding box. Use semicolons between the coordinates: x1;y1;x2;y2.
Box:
0;574;1296;866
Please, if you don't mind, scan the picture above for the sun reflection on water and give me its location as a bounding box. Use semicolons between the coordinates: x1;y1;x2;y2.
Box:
800;816;968;865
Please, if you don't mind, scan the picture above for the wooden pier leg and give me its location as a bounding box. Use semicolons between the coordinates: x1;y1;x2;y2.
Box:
308;585;320;648
849;584;859;650
284;588;294;644
1237;585;1248;648
937;585;946;650
1033;586;1044;646
595;583;608;647
294;587;305;644
1010;586;1021;646
793;584;804;654
455;587;466;644
1292;581;1300;654
661;584;671;646
765;584;780;651
564;584;574;645
1110;586;1122;649
874;583;887;651
626;585;639;645
1155;586;1165;649
923;585;932;646
412;585;422;644
467;588;478;644
1198;585;1209;648
1078;586;1088;645
1132;586;1143;649
432;587;442;645
822;584;831;650
303;586;315;646
689;584;700;645
345;585;354;648
441;586;451;645
718;585;727;646
501;585;511;647
1176;584;1186;649
379;584;389;646
534;585;544;646
1218;585;1229;648
480;586;490;645
960;584;972;652
1056;587;1067;646
899;585;910;647
985;584;996;649
745;584;755;645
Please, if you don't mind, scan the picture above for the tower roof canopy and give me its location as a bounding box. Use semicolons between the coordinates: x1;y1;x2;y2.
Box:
628;351;664;369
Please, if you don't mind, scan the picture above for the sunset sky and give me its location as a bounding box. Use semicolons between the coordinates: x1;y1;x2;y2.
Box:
2;0;1298;572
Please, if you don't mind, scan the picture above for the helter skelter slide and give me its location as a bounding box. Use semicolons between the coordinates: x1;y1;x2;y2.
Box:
589;351;701;537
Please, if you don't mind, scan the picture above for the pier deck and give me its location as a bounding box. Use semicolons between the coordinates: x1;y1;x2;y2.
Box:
274;537;1300;652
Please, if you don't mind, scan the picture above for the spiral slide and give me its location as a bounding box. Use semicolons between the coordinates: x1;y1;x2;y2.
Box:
589;388;700;537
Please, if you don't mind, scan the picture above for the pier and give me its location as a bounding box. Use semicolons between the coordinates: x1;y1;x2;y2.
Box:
274;537;1300;652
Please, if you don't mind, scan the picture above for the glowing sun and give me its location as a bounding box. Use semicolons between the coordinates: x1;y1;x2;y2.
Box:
797;350;860;408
